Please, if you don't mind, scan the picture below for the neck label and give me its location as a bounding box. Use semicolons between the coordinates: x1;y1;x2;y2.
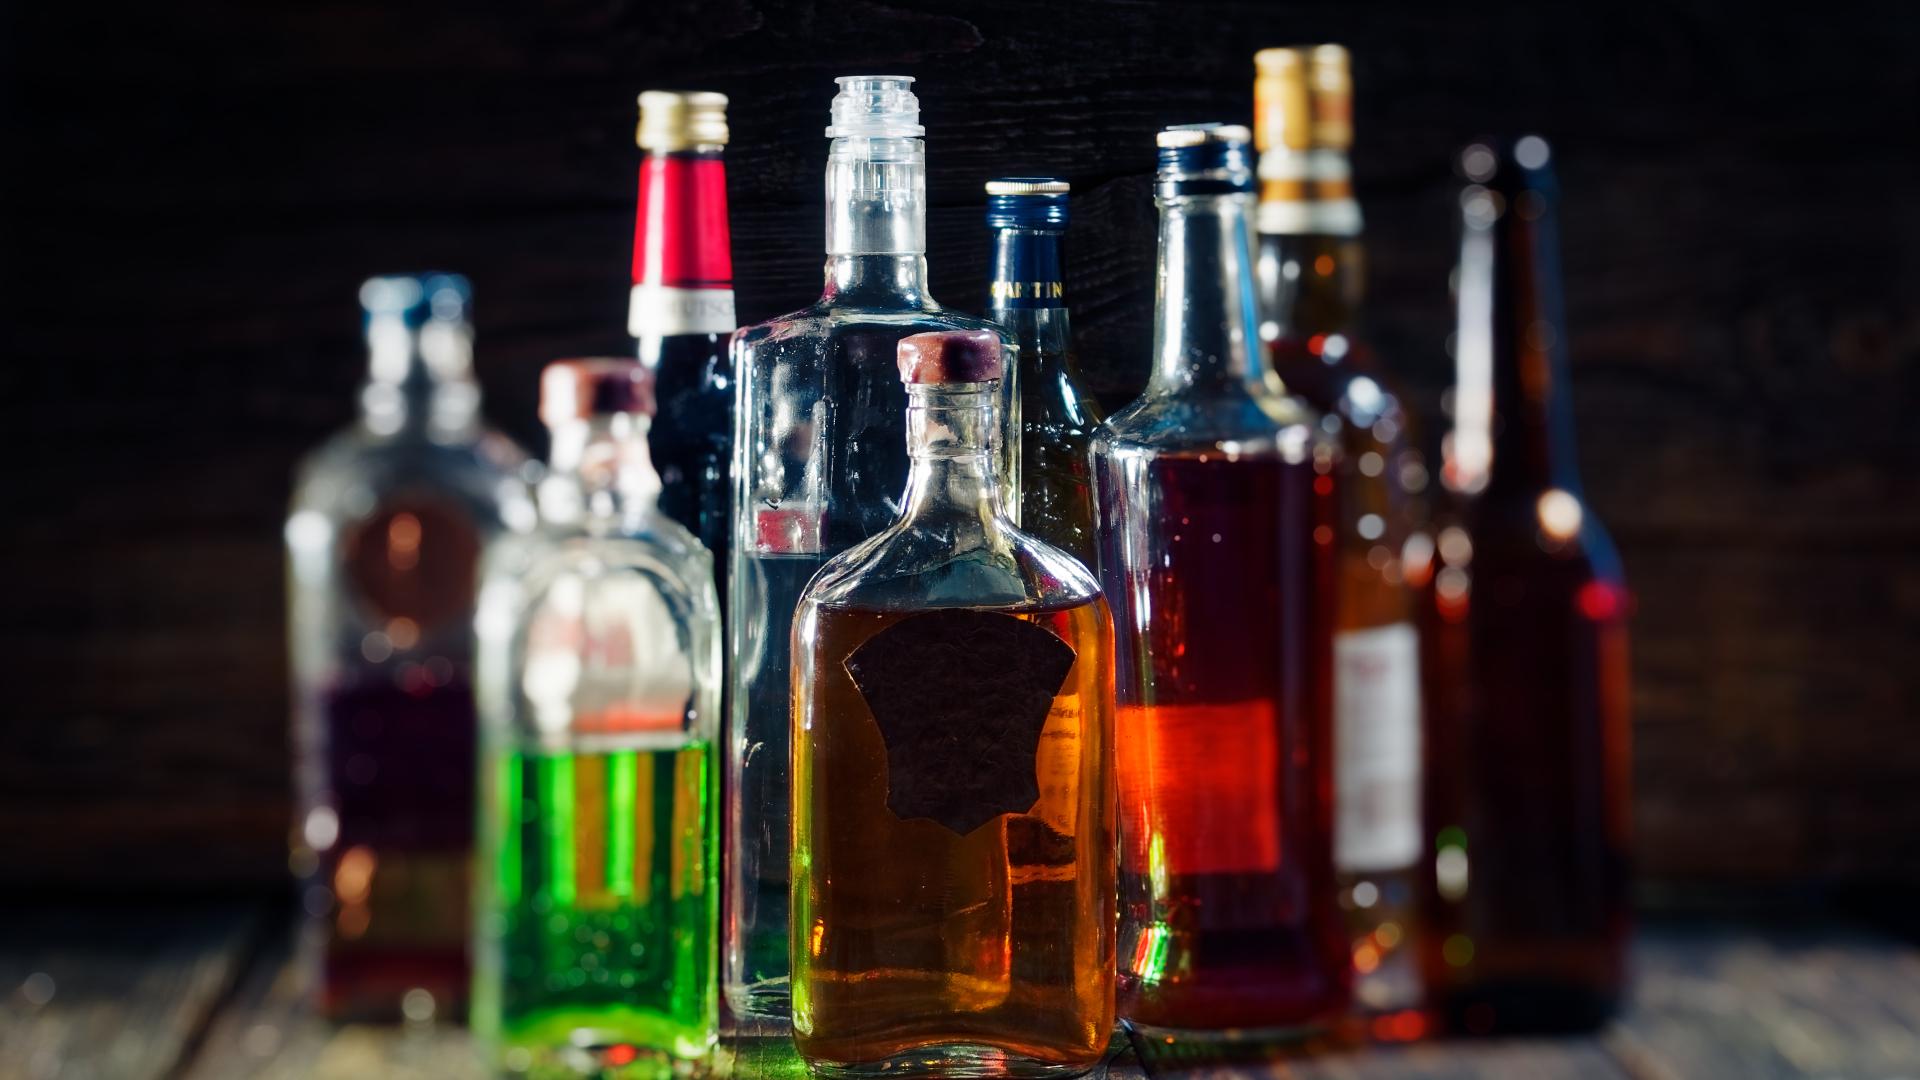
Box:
990;231;1066;310
630;153;735;336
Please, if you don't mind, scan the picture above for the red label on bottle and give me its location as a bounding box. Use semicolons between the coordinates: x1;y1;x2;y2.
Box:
631;155;733;289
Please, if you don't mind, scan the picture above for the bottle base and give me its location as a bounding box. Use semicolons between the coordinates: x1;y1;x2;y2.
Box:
1122;1017;1340;1068
802;1043;1101;1080
725;978;791;1024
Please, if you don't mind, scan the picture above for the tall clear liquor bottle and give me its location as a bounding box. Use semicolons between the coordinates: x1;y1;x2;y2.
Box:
725;75;1015;1019
1416;138;1631;1035
1253;45;1428;1031
473;360;721;1076
1091;125;1348;1037
986;179;1104;568
285;274;532;1020
791;331;1115;1078
631;91;736;594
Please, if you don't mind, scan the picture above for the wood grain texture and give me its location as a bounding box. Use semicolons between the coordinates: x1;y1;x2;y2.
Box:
3;0;1919;894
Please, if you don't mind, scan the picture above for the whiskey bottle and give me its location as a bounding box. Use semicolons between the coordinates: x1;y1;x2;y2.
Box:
1091;124;1349;1037
725;75;1014;1020
1253;45;1428;1032
473;359;721;1076
285;274;532;1020
791;330;1115;1077
631;91;736;598
1417;137;1632;1034
986;178;1104;568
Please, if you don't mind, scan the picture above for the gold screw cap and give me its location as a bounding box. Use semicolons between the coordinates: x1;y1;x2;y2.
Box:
637;90;729;151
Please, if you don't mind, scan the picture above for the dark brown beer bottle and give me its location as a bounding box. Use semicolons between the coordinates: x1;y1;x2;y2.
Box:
1415;137;1632;1035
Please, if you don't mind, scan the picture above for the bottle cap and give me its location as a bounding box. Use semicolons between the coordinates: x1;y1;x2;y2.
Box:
637;90;729;151
1253;45;1352;152
985;177;1070;228
540;358;656;426
1156;124;1255;195
897;330;1003;384
359;273;470;328
826;75;924;139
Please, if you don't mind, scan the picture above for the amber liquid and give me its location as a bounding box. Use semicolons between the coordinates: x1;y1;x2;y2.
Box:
1417;503;1632;1034
1096;450;1348;1031
791;599;1116;1073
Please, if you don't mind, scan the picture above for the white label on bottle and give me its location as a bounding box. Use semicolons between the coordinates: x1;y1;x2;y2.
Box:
1334;621;1422;872
628;284;736;338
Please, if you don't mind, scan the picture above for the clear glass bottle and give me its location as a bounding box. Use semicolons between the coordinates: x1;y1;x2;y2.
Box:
473;359;721;1076
285;273;532;1020
1091;125;1349;1037
986;178;1104;569
725;75;1015;1020
1416;137;1631;1035
791;330;1115;1078
1253;45;1429;1032
630;91;736;592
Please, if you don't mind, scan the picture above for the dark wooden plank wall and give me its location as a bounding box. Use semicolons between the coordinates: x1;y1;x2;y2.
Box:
2;1;1917;896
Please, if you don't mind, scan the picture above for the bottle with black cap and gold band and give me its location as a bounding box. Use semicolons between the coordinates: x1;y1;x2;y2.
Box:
1092;123;1348;1040
1254;46;1431;1036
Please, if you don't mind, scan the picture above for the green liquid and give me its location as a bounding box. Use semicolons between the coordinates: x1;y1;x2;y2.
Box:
476;740;717;1078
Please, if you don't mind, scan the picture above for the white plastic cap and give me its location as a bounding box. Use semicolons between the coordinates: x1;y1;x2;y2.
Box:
826;75;924;139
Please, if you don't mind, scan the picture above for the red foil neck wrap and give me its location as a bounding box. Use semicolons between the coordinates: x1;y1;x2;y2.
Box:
631;152;733;289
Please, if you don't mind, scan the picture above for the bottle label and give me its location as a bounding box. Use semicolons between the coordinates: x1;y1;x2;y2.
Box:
1256;148;1362;237
630;153;735;336
1333;621;1422;872
1117;701;1283;876
627;284;736;337
844;609;1077;836
989;231;1066;310
343;495;482;639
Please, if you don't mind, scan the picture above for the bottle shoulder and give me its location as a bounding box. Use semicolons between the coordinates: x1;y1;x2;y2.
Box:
1095;384;1327;458
291;422;534;528
800;516;1102;617
731;303;1011;355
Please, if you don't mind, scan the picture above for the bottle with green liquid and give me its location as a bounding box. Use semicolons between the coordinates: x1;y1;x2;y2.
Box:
475;359;721;1077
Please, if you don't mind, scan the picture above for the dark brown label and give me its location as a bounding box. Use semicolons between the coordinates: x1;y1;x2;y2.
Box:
343;497;482;637
844;609;1076;836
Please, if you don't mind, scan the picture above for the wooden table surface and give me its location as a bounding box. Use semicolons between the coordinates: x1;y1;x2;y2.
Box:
3;905;1917;1080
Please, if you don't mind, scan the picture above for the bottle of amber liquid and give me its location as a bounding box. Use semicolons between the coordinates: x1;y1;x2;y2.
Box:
1253;45;1428;1032
1092;124;1348;1038
985;178;1104;568
791;330;1116;1078
1417;137;1632;1034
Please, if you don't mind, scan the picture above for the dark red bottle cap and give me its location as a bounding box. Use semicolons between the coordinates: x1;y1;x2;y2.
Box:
896;330;1003;385
539;358;656;426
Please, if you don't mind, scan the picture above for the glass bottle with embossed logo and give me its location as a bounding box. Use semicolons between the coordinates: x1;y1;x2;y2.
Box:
1092;125;1348;1039
285;274;533;1020
791;330;1115;1078
725;75;1015;1020
1253;45;1429;1033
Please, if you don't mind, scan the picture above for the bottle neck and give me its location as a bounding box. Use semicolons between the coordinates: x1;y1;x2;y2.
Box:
989;225;1072;370
820;136;931;306
1256;232;1365;344
539;415;663;535
1148;190;1275;396
359;311;480;437
1448;191;1583;499
630;146;736;347
899;384;1006;535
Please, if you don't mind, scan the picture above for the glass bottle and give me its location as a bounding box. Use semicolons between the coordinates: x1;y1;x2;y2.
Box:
285;273;532;1020
725;75;1015;1020
1091;124;1348;1037
473;359;721;1076
1416;137;1632;1035
791;330;1115;1078
1253;45;1429;1032
631;91;736;596
986;178;1104;568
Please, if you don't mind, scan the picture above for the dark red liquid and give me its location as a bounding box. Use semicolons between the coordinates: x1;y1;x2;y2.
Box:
1417;503;1632;1034
1095;448;1348;1030
315;679;475;1019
